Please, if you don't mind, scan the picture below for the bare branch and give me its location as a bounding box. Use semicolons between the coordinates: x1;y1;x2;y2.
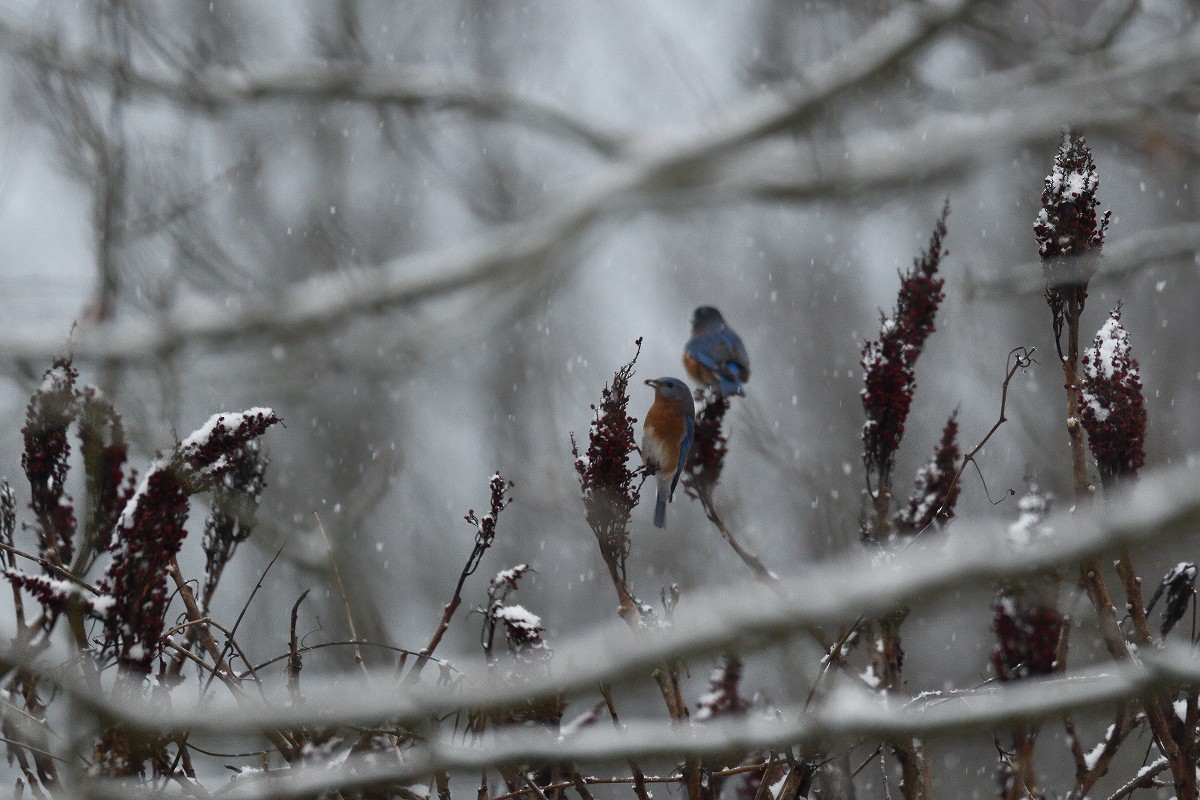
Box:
10;464;1200;740
0;0;979;365
0;15;623;156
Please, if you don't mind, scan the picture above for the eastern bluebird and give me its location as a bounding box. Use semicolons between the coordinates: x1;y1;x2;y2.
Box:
682;306;750;398
642;377;695;528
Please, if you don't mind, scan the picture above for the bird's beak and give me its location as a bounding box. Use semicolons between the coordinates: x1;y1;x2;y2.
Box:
644;379;660;388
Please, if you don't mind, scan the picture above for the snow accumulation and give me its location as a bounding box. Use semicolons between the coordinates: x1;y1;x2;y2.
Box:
181;407;275;451
1086;315;1130;382
39;364;72;393
494;604;541;631
1008;486;1052;547
492;563;531;589
115;457;165;532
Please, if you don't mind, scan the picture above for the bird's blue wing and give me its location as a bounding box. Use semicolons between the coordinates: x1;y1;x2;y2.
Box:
690;330;748;380
724;330;750;379
670;414;695;499
685;334;721;371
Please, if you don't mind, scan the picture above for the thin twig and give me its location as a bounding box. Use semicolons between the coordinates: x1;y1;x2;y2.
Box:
0;541;100;594
253;640;451;674
913;346;1035;540
313;512;368;676
517;770;551;800
488;761;778;800
0;0;982;366
696;486;778;587
1103;757;1170;800
600;684;653;800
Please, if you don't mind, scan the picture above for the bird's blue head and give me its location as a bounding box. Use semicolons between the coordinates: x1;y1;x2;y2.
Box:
646;377;695;413
691;306;726;330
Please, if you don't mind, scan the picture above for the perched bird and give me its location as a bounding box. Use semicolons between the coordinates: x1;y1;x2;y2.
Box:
641;377;695;528
683;306;750;398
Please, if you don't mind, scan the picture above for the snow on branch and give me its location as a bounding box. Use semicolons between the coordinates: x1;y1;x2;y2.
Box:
100;408;280;671
19;462;1200;739
0;0;977;366
1080;307;1147;483
166;644;1200;800
967;222;1200;299
730;27;1200;204
0;16;621;157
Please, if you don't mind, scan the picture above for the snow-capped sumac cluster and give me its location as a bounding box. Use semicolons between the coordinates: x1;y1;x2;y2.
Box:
571;339;645;565
861;203;949;483
1037;131;1110;343
895;413;960;536
1080;308;1146;485
77;387;132;554
695;655;752;798
1034;131;1110;267
100;468;191;671
991;592;1062;681
200;440;269;610
684;395;730;494
8;360;135;616
0;482;14;553
494;605;550;662
22;358;81;567
100;409;281;672
178;408;281;480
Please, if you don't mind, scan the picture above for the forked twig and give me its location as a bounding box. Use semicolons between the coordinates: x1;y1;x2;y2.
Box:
911;346;1035;540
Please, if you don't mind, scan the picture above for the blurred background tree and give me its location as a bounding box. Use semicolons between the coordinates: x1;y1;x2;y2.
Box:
1;0;1199;793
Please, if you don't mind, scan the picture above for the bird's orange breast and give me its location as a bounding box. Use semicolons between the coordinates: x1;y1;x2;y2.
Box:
643;400;686;467
682;353;714;386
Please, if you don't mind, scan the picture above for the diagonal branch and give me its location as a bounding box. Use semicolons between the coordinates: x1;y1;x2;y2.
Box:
0;0;979;366
0;16;622;156
12;463;1200;738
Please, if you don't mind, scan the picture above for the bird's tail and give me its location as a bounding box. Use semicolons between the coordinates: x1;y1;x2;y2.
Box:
718;376;745;397
654;488;667;528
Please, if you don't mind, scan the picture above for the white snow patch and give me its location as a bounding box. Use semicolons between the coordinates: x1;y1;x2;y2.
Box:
494;604;542;631
1008;485;1052;547
181;407;275;451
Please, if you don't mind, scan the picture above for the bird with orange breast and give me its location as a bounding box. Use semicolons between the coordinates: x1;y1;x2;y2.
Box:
642;377;695;528
682;306;750;398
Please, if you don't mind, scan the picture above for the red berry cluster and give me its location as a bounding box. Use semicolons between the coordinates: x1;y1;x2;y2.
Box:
21;359;80;567
1080;308;1146;485
571;339;644;565
466;471;515;548
684;395;730;494
200;441;269;609
1034;131;1110;265
93;727;157;778
77;387;133;554
694;655;749;721
180;409;281;478
101;410;281;672
895;414;960;536
991;592;1062;681
861;203;949;482
101;467;190;671
3;569;69;612
493;605;552;667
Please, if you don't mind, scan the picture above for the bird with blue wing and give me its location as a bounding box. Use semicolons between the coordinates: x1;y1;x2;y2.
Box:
641;377;695;528
683;306;750;398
